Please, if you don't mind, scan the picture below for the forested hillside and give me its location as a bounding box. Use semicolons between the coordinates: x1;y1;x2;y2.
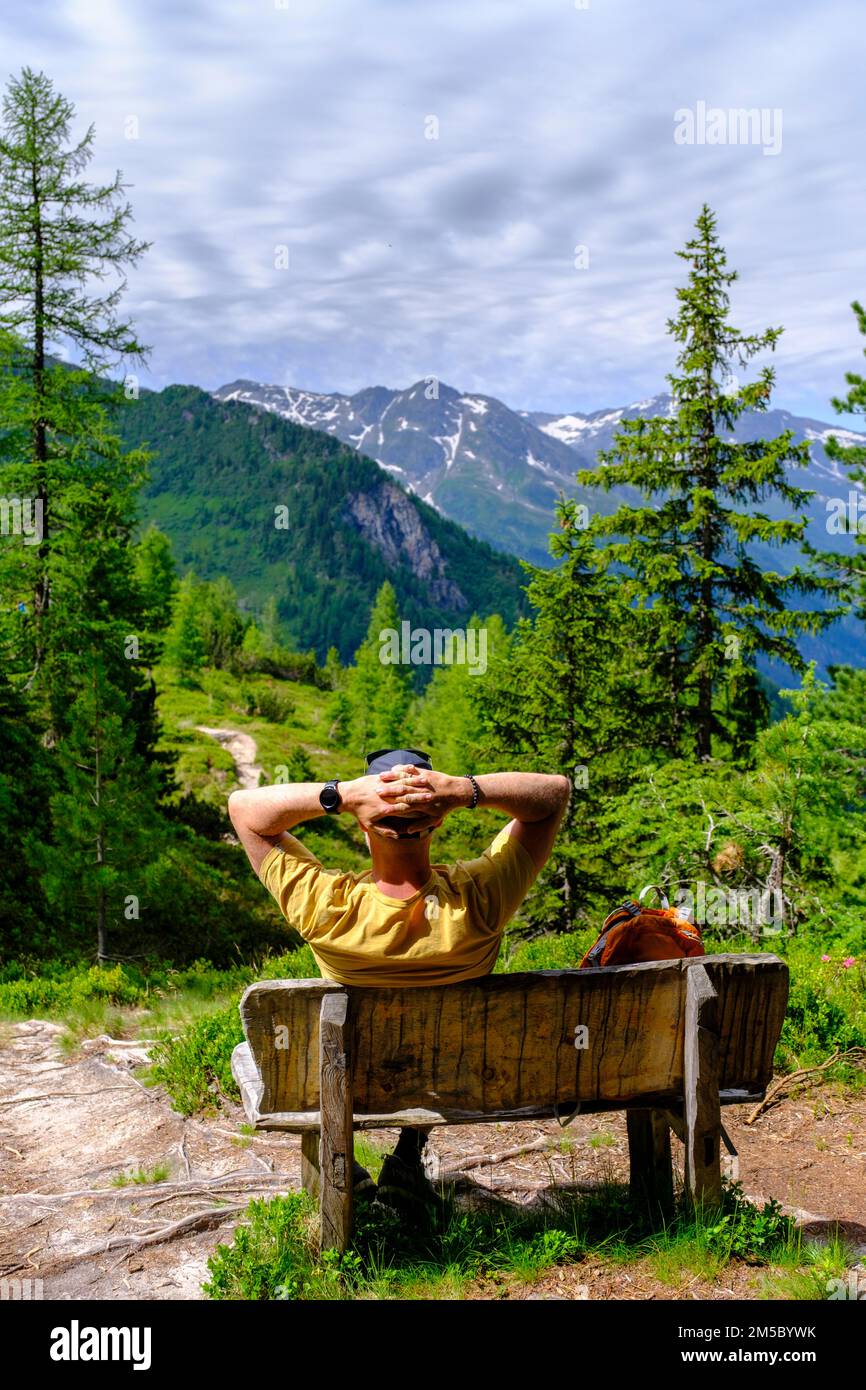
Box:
119;384;527;662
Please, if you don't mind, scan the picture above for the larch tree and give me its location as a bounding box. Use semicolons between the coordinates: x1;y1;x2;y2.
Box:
0;66;150;695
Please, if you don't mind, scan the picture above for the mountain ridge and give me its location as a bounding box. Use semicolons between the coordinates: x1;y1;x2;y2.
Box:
213;376;866;675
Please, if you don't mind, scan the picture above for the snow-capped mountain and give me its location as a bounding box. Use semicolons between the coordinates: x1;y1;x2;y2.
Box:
214;378;586;560
214;379;866;577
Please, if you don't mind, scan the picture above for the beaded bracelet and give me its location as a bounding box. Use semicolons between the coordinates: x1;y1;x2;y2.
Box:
464;773;479;809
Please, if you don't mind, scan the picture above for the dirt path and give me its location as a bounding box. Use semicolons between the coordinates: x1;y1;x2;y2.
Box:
195;726;263;789
1;1020;864;1300
0;1021;304;1299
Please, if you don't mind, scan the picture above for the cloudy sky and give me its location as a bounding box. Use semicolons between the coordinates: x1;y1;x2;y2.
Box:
4;0;865;421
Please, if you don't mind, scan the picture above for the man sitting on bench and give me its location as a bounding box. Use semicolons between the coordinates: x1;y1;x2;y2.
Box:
228;747;570;1212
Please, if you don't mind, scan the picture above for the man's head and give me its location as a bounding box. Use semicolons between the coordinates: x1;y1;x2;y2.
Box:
364;747;438;840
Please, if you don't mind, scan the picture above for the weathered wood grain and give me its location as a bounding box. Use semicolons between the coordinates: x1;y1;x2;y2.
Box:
238;956;788;1125
300;1131;319;1198
627;1108;673;1211
318;992;353;1253
683;962;722;1205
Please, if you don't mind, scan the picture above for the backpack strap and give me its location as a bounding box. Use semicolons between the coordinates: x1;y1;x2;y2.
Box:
582;899;641;967
637;883;670;910
554;1099;582;1127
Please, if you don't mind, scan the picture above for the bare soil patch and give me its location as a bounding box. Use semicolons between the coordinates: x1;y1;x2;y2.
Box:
1;1020;863;1300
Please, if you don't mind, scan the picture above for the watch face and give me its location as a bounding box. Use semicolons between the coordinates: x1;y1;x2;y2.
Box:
320;781;340;812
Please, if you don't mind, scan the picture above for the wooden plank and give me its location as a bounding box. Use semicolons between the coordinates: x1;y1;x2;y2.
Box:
627;1108;673;1211
243;962;687;1115
700;956;788;1090
683;962;722;1207
318;992;353;1254
301;1131;320;1198
230;1042;263;1125
241;957;787;1121
247;1089;765;1132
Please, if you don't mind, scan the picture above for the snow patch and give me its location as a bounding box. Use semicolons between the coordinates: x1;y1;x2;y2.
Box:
539;414;592;444
526;449;554;474
806;427;866;447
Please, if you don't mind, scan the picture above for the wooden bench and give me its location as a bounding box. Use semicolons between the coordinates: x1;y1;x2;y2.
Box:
231;954;788;1252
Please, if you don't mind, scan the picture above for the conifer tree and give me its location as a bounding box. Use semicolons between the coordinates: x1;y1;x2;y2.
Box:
803;299;866;618
476;496;637;929
414;613;509;773
345;581;414;756
134;524;177;633
578;205;843;760
163;574;206;682
45;651;164;960
0;67;150;687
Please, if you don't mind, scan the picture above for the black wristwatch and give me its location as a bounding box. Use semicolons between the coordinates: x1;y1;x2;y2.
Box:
319;779;341;813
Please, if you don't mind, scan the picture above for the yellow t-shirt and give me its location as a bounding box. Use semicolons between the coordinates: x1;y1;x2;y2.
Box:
259;825;539;988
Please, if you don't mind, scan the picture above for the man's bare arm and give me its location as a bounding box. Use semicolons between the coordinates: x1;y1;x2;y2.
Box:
227;776;426;876
377;768;571;872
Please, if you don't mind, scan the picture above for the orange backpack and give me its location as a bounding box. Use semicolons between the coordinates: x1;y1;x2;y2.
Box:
579;885;704;968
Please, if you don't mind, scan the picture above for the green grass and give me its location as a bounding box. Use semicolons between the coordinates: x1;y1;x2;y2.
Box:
202;1177;813;1302
110;1164;172;1187
588;1130;617;1149
353;1135;390;1181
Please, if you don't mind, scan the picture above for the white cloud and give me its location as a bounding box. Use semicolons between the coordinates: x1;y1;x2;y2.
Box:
0;0;862;421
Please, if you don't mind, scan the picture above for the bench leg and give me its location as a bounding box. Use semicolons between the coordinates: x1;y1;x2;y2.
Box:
683;963;722;1208
318;991;354;1254
301;1131;320;1198
627;1108;673;1212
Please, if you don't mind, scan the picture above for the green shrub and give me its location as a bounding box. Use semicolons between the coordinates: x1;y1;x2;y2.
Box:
203;1193;341;1300
702;1181;796;1263
777;949;866;1066
149;1005;244;1114
0;963;148;1016
150;944;320;1114
244;685;294;723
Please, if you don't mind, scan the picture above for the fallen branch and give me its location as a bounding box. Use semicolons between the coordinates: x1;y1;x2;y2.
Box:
746;1048;866;1125
438;1135;558;1178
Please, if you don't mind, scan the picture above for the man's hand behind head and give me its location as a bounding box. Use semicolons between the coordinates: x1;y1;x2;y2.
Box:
376;766;471;823
341;772;440;835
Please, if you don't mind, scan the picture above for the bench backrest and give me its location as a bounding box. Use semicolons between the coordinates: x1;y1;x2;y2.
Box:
239;955;788;1123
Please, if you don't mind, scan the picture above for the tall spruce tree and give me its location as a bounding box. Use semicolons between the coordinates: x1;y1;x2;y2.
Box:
0;70;170;951
578;205;843;760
